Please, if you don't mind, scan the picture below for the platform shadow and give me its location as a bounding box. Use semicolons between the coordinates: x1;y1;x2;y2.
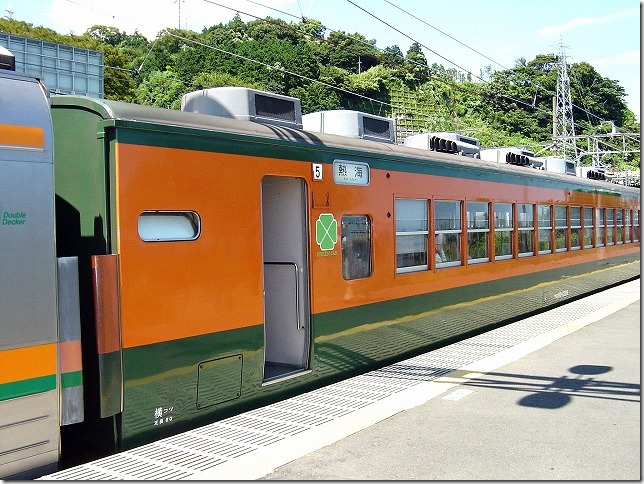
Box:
462;364;640;409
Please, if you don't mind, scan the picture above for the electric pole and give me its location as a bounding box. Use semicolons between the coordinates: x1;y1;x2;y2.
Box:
553;38;577;161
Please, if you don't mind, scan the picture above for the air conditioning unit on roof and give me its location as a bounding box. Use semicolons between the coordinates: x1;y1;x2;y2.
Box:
302;110;394;144
181;86;303;129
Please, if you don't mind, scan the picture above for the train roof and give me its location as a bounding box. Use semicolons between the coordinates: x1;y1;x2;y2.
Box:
50;95;639;199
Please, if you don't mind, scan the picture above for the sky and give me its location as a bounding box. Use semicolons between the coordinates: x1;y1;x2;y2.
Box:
2;0;640;122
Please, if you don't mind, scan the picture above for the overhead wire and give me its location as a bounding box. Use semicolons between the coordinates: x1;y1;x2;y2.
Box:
343;0;566;132
161;29;426;118
57;0;547;129
56;0;637;152
377;0;634;137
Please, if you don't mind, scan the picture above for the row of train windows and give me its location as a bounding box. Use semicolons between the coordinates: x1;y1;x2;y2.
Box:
135;207;639;282
341;201;640;280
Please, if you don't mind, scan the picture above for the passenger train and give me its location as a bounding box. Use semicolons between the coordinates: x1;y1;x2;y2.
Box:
0;54;639;478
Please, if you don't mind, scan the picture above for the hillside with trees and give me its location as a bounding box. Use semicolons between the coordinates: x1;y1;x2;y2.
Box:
0;16;639;169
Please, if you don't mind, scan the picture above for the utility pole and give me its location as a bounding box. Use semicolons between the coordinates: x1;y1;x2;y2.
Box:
550;40;639;185
174;0;184;29
553;38;577;161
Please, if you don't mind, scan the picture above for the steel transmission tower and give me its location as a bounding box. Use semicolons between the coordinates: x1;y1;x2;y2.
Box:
553;39;577;160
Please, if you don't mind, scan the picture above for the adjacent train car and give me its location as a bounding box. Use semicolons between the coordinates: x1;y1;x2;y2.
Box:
0;68;82;479
0;78;639;478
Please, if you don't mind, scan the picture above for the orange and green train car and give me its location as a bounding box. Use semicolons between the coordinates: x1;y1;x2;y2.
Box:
49;89;639;465
2;80;639;478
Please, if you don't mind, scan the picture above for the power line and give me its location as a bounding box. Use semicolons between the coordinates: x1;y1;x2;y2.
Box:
42;0;639;156
376;0;634;136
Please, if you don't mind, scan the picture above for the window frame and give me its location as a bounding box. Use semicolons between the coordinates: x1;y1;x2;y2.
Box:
606;208;615;245
615;209;624;244
634;210;640;242
493;202;514;261
137;210;201;242
395;198;429;274
554;205;568;252
341;214;373;280
625;210;632;243
537;204;553;255
517;203;535;257
434;199;463;268
569;206;581;250
466;201;490;264
595;208;605;247
583;207;594;248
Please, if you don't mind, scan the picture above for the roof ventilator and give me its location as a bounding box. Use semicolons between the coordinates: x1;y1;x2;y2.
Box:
403;132;480;157
181;86;303;129
576;166;606;180
479;147;543;170
302;110;395;144
539;156;577;176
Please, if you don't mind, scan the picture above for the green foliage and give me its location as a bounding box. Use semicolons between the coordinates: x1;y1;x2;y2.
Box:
135;68;187;109
0;16;638;169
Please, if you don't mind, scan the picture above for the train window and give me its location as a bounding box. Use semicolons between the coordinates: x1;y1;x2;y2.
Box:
517;204;534;257
435;200;462;268
138;211;201;242
595;208;605;247
625;210;632;243
554;206;568;252
615;209;624;244
570;207;581;250
583;207;594;248
635;211;640;242
467;201;489;264
341;215;372;280
606;209;615;245
395;199;428;273
494;203;513;260
537;205;553;254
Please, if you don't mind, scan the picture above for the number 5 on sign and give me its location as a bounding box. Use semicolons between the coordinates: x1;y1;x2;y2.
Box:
312;163;323;180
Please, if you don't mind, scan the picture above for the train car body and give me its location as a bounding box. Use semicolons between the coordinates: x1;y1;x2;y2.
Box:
46;93;640;464
0;69;82;479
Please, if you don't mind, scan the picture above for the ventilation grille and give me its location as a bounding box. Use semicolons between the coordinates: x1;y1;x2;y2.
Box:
362;116;391;140
403;132;480;157
254;94;296;123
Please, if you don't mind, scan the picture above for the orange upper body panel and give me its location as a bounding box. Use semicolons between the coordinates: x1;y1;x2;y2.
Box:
115;143;312;348
114;142;639;348
0;343;56;384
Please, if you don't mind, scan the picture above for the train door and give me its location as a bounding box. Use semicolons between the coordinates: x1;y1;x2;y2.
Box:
261;176;310;382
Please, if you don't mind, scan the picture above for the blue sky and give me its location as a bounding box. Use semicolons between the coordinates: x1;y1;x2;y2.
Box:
3;0;640;121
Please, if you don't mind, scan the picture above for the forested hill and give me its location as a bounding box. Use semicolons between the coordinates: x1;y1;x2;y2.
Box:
0;16;639;169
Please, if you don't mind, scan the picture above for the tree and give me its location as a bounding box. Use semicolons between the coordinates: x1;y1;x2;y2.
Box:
405;42;428;79
382;45;404;64
321;31;380;74
135;68;187;109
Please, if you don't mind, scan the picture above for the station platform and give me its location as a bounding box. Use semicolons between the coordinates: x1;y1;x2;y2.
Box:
42;279;640;481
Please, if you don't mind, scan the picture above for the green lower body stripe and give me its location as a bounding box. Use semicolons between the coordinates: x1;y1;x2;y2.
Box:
62;370;83;389
0;374;56;401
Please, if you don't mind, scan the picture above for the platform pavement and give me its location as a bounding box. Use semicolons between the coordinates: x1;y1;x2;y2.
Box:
261;293;640;480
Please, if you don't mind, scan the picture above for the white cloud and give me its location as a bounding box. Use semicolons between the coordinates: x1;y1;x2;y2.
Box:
43;0;296;39
592;50;640;69
537;8;638;38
